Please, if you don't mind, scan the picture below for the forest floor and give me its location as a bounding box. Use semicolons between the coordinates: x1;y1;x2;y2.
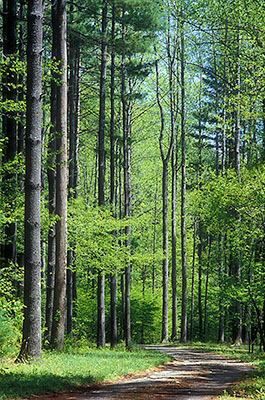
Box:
28;345;254;400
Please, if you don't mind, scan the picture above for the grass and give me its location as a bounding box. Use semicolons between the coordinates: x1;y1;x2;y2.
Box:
173;341;265;400
0;344;171;400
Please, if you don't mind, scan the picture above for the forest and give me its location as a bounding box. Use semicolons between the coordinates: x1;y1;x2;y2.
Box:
1;0;265;365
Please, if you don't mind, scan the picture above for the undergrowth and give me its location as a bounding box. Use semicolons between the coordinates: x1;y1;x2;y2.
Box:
0;344;171;400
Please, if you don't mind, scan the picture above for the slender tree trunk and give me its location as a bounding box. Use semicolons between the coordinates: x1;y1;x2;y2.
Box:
168;18;178;342
51;0;68;351
45;0;57;344
180;10;187;343
218;235;225;342
162;163;169;342
203;237;212;339
122;16;131;347
190;220;196;341
97;272;105;347
197;73;203;339
110;5;117;348
152;178;158;295
97;0;108;348
16;0;25;294
233;31;242;345
154;45;174;343
1;0;17;267
18;0;43;362
198;221;203;339
67;25;80;337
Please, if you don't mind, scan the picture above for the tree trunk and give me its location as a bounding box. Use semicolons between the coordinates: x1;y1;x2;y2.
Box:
180;9;187;343
110;5;118;349
168;17;178;342
97;0;108;348
162;163;169;342
203;237;212;339
97;271;105;347
1;0;17;268
18;0;43;362
152;178;158;295
51;0;68;351
198;221;203;339
45;0;57;344
233;31;242;345
122;16;131;347
154;45;174;343
218;235;225;342
190;220;196;341
67;23;80;338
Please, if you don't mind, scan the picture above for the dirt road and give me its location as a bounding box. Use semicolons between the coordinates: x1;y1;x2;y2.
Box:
32;346;253;400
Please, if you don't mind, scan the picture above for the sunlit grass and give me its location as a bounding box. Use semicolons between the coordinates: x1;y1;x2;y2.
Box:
0;344;171;400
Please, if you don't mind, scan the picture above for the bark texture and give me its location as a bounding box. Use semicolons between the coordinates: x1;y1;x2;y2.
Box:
51;0;68;351
18;0;43;362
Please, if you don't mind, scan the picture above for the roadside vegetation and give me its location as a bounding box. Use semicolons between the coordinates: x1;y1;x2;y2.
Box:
0;344;171;400
178;342;265;400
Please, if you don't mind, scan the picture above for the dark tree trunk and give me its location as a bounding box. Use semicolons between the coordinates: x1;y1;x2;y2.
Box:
121;16;131;347
45;0;57;344
203;237;212;339
98;0;108;206
109;5;118;349
152;178;158;295
1;0;17;267
51;0;68;351
198;221;203;339
190;220;196;341
67;24;80;337
162;164;169;342
180;10;187;343
120;273;125;340
16;0;25;294
18;0;43;362
218;235;225;342
233;32;242;345
97;0;108;348
97;271;105;347
154;45;174;343
167;18;178;342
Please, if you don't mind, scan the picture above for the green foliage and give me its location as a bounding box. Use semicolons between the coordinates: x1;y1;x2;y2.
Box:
131;289;162;343
0;308;21;358
68;198;129;274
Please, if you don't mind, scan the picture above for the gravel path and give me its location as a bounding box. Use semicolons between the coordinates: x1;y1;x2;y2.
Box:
32;346;253;400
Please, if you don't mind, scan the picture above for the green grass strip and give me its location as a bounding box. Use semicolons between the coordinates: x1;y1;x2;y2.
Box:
0;345;171;400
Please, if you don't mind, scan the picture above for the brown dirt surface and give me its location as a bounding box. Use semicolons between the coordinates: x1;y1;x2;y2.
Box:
26;345;254;400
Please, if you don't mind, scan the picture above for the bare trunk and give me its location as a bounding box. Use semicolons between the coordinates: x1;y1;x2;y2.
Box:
162;163;169;342
218;235;225;342
109;7;117;348
97;0;108;348
97;272;105;347
122;16;131;347
2;0;17;267
152;179;158;295
154;45;174;343
180;10;187;343
18;0;43;362
190;220;196;341
203;237;212;339
51;0;68;351
67;26;80;338
45;1;57;344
